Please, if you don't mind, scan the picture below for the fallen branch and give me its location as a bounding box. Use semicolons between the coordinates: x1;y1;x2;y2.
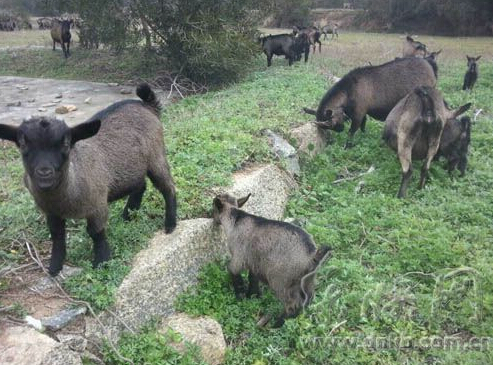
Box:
23;239;135;365
333;165;375;184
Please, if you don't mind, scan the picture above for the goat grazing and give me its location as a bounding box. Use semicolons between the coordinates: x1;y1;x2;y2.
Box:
383;86;471;198
213;193;331;327
462;55;481;90
303;57;436;148
0;84;177;275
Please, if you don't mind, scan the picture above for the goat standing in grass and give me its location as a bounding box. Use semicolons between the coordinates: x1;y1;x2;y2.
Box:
213;193;331;327
383;86;471;198
51;19;73;58
462;55;481;90
0;84;177;275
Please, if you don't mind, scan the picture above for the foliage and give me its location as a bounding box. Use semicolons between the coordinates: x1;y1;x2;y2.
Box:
103;324;207;364
267;0;314;27
357;0;493;35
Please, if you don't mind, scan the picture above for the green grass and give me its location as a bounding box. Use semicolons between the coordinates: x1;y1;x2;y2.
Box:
1;31;493;364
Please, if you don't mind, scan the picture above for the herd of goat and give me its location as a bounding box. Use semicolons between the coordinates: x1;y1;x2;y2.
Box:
261;29;480;199
0;24;486;327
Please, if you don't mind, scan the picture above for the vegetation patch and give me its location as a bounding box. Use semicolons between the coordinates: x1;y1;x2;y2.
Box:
1;31;492;364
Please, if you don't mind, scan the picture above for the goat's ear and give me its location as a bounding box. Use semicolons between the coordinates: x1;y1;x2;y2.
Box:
213;197;223;211
406;35;413;42
0;124;19;144
237;193;251;208
476;55;481;61
70;119;101;145
453;103;472;118
466;55;471;61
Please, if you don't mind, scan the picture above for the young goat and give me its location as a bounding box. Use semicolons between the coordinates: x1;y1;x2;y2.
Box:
213;193;331;327
0;84;177;275
383;86;471;198
462;55;481;90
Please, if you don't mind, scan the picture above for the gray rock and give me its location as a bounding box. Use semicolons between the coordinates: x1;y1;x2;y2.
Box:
7;101;21;107
0;326;82;365
227;164;297;220
263;129;300;176
120;88;132;94
56;334;87;352
290;122;330;157
85;164;297;345
54;93;63;99
41;307;87;331
30;266;82;293
160;313;226;365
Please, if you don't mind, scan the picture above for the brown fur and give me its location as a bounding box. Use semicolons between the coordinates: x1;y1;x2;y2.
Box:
383;86;471;198
213;193;331;327
402;35;427;57
304;57;436;148
0;84;177;275
51;19;72;58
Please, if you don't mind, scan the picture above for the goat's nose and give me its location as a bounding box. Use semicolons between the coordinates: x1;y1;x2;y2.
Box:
36;167;54;177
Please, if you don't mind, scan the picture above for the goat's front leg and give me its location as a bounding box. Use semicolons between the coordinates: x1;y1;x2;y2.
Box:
87;209;111;268
47;215;66;276
228;257;245;299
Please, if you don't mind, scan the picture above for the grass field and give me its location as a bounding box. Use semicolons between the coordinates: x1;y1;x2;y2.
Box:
1;30;493;364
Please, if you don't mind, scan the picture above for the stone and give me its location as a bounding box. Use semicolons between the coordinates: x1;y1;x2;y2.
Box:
107;82;119;86
41;306;87;331
289;122;330;157
120;88;132;94
263;129;300;176
55;106;68;114
37;107;47;112
0;326;82;365
7;101;21;107
84;97;91;104
228;164;297;220
41;102;57;108
30;266;82;293
54;93;62;98
15;84;28;90
56;334;87;352
160;313;226;365
66;105;78;112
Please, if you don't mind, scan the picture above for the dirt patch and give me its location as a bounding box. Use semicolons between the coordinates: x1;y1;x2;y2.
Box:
0;76;168;126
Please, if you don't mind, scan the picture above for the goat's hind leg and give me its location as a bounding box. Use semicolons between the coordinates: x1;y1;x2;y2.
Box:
419;137;441;190
148;154;177;233
122;180;146;221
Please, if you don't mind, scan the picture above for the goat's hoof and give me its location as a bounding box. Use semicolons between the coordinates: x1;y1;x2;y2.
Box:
165;221;177;234
48;266;62;277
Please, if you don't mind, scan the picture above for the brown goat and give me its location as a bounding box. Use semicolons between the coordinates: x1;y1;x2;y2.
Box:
213;193;331;327
402;35;427;58
51;19;73;58
303;57;436;148
383;86;471;198
0;84;177;275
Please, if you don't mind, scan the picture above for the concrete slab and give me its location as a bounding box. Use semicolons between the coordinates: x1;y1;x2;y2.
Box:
0;76;166;126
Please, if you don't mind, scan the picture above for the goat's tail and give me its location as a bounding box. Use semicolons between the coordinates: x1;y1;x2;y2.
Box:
136;83;161;115
300;246;332;309
415;86;435;124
